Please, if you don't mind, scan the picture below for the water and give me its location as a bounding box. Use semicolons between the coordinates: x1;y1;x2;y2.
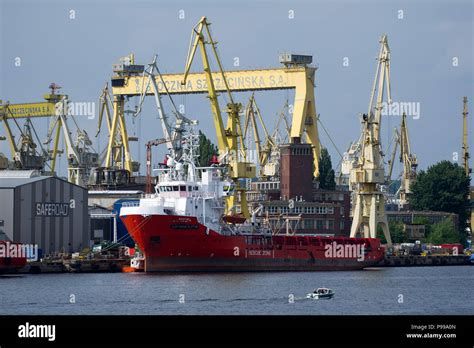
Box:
1;266;473;315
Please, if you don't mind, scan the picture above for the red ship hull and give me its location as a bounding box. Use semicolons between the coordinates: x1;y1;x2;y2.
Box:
0;242;27;274
120;214;385;272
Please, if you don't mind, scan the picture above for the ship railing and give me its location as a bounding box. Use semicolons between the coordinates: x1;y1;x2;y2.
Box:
189;192;218;199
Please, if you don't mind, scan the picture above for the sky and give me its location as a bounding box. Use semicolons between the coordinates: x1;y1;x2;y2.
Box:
0;0;473;178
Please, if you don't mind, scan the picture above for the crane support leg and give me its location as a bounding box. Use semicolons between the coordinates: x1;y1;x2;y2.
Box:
290;70;320;176
351;187;392;247
50;119;62;173
105;96;129;171
117;102;132;173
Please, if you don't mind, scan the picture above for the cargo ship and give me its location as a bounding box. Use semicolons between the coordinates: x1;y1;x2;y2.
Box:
0;241;28;274
120;132;384;272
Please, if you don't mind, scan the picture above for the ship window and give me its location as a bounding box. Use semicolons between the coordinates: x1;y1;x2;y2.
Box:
188;186;192;191
173;186;179;191
194;186;198;191
180;186;186;191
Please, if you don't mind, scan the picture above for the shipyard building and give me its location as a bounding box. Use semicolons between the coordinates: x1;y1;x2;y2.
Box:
0;171;89;254
247;142;351;236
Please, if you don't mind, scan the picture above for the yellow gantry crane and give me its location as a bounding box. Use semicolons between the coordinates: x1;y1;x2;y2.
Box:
0;84;98;185
0;84;63;171
109;21;321;178
462;96;470;177
350;35;392;246
182;16;256;219
104;54;141;174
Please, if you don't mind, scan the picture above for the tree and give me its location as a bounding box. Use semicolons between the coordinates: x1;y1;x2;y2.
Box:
377;221;405;243
409;160;470;244
425;219;460;244
197;130;219;167
318;147;336;190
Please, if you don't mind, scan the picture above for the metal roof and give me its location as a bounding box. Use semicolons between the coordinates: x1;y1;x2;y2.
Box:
88;190;143;195
0;170;40;178
0;176;62;189
0;172;86;190
0;176;48;188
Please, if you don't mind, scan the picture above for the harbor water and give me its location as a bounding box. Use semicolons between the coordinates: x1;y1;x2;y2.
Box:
1;266;473;315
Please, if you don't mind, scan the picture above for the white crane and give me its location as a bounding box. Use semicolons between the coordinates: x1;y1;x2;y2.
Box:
350;35;392;247
135;55;198;161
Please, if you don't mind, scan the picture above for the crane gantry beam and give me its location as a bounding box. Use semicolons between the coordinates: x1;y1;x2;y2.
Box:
0;102;57;119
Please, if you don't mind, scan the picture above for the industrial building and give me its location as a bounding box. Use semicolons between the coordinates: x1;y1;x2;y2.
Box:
0;170;89;255
386;210;459;231
88;199;138;247
247;142;351;236
88;204;114;245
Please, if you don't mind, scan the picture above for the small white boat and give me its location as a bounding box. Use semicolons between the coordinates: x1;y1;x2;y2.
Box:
306;288;335;300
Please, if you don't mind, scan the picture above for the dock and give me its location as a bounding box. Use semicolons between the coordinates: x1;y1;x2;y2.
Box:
379;255;471;267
